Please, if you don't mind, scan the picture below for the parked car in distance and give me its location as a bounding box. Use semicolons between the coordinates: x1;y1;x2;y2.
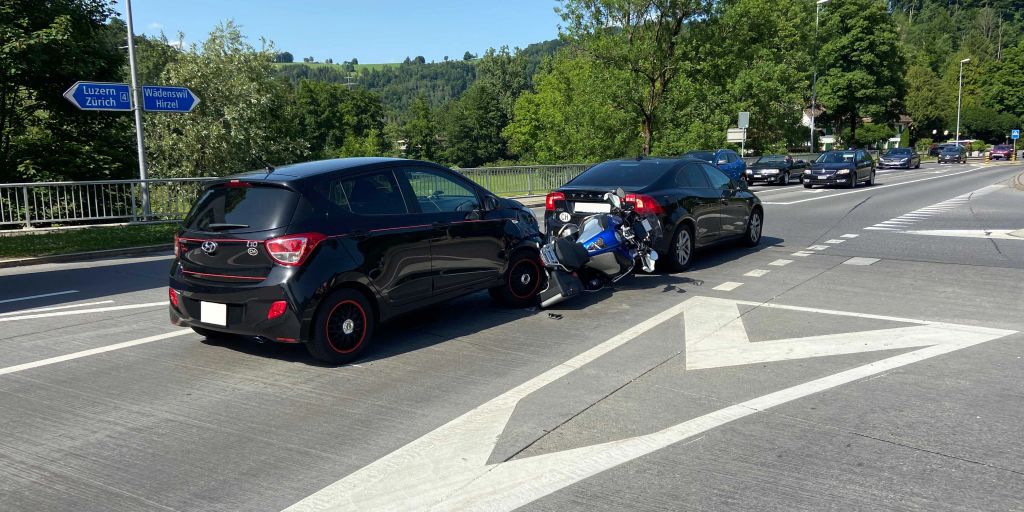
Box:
169;157;545;364
930;142;964;157
803;149;876;188
938;144;967;164
744;154;807;185
877;147;921;169
990;144;1013;160
682;149;746;181
545;157;763;273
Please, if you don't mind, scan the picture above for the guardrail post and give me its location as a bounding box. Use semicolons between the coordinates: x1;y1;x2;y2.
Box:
130;183;139;222
485;169;491;190
21;186;31;228
527;170;533;195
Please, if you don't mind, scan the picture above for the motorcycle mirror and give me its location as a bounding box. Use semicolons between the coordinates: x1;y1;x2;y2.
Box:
615;187;626;198
603;192;622;209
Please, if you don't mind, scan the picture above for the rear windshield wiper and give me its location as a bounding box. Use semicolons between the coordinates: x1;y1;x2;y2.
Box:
204;223;250;230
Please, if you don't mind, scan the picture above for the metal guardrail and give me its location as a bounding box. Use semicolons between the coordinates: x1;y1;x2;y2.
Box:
0;178;217;229
0;164;592;229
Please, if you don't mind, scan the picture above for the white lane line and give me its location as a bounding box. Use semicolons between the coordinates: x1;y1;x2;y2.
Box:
843;257;880;265
824;239;845;244
768;259;793;266
903;229;1024;241
791;251;814;257
713;282;743;291
0;302;165;323
0;330;191;377
281;296;1016;512
841;234;859;238
807;245;830;251
744;269;770;277
0;300;114;317
864;227;898;231
763;167;980;205
0;290;78;305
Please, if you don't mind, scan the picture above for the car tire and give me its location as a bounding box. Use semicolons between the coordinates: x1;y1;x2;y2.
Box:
307;288;375;365
915;161;921;169
848;174;857;188
867;170;875;186
742;209;763;247
489;251;543;308
665;223;695;273
781;171;790;185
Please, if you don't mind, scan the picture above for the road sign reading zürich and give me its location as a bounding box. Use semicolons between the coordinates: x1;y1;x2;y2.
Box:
142;85;200;113
63;82;132;111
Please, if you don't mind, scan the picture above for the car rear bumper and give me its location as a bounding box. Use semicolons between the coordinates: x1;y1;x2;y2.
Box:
169;274;304;343
805;175;851;186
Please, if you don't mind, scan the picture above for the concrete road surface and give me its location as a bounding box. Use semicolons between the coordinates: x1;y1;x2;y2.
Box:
1;161;1022;512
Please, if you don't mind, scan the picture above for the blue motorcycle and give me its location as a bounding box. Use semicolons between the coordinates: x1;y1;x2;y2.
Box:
538;188;662;308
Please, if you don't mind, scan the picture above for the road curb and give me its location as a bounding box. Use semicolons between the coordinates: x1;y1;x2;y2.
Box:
0;244;173;269
1014;172;1024;192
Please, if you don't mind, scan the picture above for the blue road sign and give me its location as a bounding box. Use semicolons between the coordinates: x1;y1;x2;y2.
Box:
1012;129;1020;140
142;85;200;113
63;81;132;111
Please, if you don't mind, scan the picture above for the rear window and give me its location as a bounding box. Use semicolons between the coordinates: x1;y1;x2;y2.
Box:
683;151;715;162
185;184;298;232
886;148;911;155
941;146;960;153
568;161;670;188
817;152;856;163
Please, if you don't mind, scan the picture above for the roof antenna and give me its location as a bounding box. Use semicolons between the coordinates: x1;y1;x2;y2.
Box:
256;156;275;174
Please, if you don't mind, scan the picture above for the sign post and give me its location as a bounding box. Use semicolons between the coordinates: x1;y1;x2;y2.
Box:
1012;129;1020;161
124;0;151;219
737;112;750;155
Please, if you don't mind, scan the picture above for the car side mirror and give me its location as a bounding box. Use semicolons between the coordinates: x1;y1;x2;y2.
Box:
482;195;499;211
717;159;729;165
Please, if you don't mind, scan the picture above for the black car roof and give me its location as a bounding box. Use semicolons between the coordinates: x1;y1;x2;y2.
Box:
228;157;414;183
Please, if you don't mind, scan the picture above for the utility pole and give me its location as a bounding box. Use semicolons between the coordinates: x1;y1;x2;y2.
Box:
125;0;151;219
955;58;970;147
810;0;830;153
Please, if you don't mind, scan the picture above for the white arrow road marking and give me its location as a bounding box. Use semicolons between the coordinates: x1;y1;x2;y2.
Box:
282;297;1016;512
0;302;165;323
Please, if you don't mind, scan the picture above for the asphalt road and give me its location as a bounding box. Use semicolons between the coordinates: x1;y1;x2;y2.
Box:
1;161;1023;512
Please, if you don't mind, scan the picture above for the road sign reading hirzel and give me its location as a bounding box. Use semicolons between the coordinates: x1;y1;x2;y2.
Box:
63;82;132;111
142;85;200;113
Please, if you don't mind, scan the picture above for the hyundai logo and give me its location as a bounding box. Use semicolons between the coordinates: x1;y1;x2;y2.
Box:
201;241;218;254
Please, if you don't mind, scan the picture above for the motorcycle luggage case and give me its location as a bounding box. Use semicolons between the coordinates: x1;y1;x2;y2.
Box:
540;269;584;308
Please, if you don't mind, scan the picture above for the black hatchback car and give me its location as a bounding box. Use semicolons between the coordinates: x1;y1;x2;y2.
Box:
169;158;544;364
545;158;763;272
803;149;876;188
938;144;968;164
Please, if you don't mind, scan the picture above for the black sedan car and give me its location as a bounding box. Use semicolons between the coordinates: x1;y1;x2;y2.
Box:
545;158;763;272
803;149;876;188
877;147;921;169
744;154;807;185
938;144;968;164
169;157;544;364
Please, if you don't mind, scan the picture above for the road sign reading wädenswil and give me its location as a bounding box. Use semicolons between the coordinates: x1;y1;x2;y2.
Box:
63;82;132;111
142;86;200;113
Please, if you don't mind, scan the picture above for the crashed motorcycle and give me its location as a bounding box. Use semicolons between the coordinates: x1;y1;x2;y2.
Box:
538;188;662;308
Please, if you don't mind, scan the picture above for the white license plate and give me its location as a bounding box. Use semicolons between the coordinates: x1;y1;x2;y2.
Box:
753;174;762;178
817;175;828;180
573;202;611;213
200;301;227;326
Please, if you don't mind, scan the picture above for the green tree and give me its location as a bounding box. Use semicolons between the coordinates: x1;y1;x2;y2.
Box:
981;40;1024;119
475;46;530;119
403;95;438;160
557;0;715;155
293;80;385;158
0;0;134;182
443;81;506;167
144;22;307;177
816;0;906;143
904;65;950;141
504;50;638;163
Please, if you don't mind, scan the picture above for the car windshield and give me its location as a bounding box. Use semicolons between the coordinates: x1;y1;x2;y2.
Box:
994;145;1010;150
567;160;670;188
756;155;786;163
683;151;715;162
941;147;960;154
885;149;911;156
816;152;856;163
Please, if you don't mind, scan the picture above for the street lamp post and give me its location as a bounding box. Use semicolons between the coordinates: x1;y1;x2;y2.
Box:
955;58;970;146
810;0;830;152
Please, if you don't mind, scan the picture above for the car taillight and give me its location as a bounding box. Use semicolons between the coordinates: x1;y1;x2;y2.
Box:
225;179;252;188
267;301;288;320
624;194;664;215
168;288;179;308
545;191;565;211
265;233;326;266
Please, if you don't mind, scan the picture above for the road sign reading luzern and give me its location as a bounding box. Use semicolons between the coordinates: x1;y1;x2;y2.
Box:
142;85;200;113
63;82;132;111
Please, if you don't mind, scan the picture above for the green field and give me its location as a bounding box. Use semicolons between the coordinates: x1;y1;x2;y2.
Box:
273;62;401;72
